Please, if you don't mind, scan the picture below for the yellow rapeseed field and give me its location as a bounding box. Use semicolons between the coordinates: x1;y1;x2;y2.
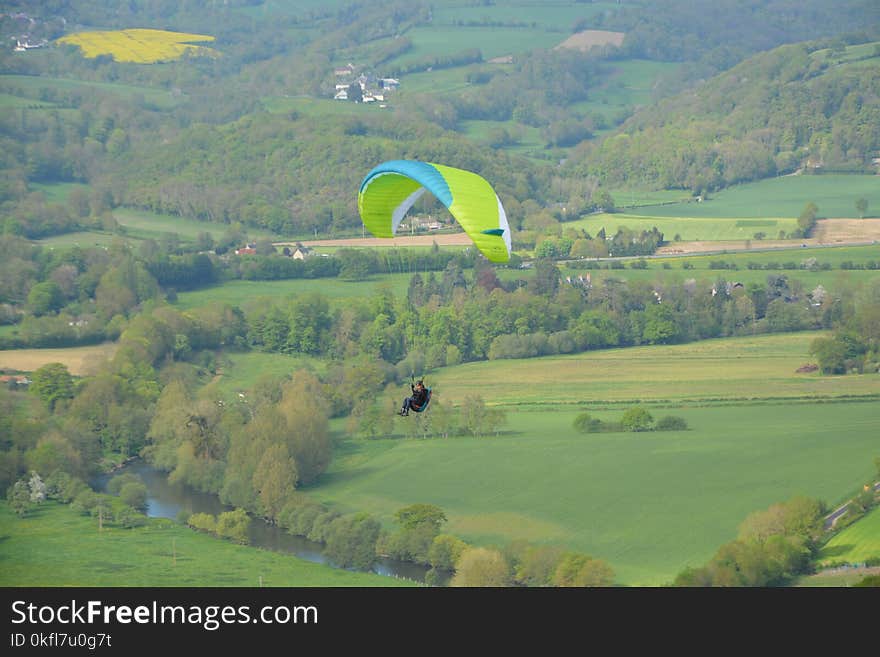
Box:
56;28;217;63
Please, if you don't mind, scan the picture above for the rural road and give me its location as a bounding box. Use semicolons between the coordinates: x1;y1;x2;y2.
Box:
824;481;880;530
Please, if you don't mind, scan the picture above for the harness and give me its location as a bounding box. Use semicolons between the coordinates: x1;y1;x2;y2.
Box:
410;387;432;413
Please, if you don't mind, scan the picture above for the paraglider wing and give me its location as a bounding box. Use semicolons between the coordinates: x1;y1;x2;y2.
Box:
358;159;511;263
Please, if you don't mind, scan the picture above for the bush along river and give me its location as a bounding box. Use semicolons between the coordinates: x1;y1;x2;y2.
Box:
94;459;433;584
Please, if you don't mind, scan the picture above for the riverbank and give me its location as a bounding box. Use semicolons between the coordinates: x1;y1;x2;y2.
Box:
94;459;434;584
0;500;416;587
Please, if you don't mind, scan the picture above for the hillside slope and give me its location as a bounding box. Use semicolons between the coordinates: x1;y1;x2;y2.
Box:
571;41;880;192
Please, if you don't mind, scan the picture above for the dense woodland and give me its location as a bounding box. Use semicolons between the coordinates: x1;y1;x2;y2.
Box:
2;1;879;586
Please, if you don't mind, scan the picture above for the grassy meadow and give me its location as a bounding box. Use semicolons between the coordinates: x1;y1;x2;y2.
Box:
569;213;800;242
388;26;562;68
559;244;880;291
647;244;880;269
425;332;880;407
572;59;681;132
207;350;325;398
33;230;134;249
430;2;617;30
171;274;415;311
570;174;880;243
316;399;878;586
307;330;879;585
111;208;277;243
0;501;412;587
626;175;880;220
0;74;182;110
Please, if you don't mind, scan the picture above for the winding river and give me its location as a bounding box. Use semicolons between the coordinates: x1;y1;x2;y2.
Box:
95;460;435;584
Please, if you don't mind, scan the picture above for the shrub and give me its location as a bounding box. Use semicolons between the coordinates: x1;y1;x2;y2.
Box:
656;415;689;431
621;407;654;432
71;489;101;515
118;481;148;511
107;473;142;496
429;534;468;572
188;512;217;534
115;506;147;528
573;412;603;433
45;471;88;502
216;508;251;544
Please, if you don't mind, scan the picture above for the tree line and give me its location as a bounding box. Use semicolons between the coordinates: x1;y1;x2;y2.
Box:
5;227;871;372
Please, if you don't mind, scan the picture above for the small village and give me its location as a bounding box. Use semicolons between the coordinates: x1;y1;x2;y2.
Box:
332;62;399;106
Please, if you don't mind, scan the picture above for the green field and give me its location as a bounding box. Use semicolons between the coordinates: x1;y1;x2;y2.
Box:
459;118;544;150
566;265;880;295
818;506;880;567
0;92;56;109
26;184;278;245
304;331;880;585
0;74;181;110
388;26;563;68
393;65;483;96
112;208;277;242
626;175;880;220
649;244;880;268
171;274;415;311
557;243;880;292
427;332;880;407
810;40;880;66
573;59;681;131
208;350;325;398
431;2;618;31
30;182;90;203
568;213;800;242
398;59;678;160
0;501;412;587
313;400;878;586
34;230;144;249
610;188;693;208
233;0;355;16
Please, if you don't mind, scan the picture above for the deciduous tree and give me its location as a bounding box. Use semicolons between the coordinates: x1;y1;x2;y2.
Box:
451;547;512;587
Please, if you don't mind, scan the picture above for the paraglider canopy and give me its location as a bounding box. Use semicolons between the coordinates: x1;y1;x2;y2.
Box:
357;159;512;263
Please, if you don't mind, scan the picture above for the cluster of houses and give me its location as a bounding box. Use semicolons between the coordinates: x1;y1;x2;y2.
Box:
233;243;314;259
332;63;399;106
1;373;30;387
12;37;47;51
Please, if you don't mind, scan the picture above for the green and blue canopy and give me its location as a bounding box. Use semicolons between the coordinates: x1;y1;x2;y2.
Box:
358;160;512;263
